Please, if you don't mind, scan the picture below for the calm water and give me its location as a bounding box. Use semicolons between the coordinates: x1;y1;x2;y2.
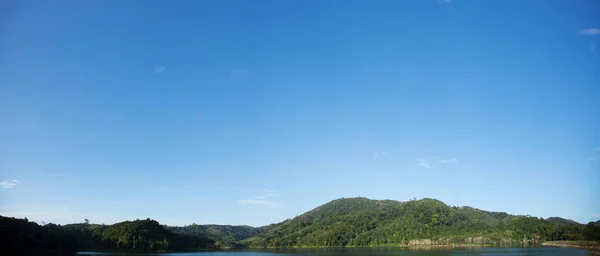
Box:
76;247;590;256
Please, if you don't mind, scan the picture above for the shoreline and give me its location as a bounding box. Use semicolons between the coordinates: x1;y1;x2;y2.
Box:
542;241;600;255
246;244;522;249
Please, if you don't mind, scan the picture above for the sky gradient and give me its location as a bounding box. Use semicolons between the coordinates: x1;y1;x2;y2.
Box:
1;0;599;227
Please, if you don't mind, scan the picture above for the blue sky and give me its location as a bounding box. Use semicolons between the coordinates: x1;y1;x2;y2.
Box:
1;0;599;227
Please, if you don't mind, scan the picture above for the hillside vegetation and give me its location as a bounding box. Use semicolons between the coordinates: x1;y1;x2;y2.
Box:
2;217;216;254
168;224;274;247
2;197;599;253
0;216;78;255
242;197;599;247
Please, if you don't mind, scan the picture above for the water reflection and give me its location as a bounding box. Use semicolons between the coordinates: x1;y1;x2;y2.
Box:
77;247;588;256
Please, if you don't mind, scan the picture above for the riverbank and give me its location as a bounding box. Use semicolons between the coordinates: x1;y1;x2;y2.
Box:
246;244;500;249
542;241;600;255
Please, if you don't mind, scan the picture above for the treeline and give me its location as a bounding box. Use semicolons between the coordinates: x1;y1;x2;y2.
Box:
1;216;216;254
168;224;275;248
0;216;78;255
242;197;600;247
63;218;215;252
2;197;600;253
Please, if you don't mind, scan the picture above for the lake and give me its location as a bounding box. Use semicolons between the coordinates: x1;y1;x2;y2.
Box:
76;247;590;256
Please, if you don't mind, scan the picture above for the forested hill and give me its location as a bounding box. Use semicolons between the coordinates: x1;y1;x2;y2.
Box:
168;224;275;248
1;216;217;254
242;197;600;247
0;216;269;254
546;217;584;226
2;197;599;253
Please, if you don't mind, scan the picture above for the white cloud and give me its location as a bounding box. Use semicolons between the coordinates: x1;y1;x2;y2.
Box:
239;189;282;208
373;152;389;157
238;199;282;208
416;159;431;169
154;66;167;74
1;180;21;189
416;157;457;168
580;28;600;36
437;158;458;164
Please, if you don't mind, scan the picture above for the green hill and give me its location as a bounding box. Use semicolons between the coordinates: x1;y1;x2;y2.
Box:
0;216;78;255
546;217;582;226
1;217;216;253
168;224;275;247
242;197;594;247
3;197;599;253
96;218;214;251
61;223;108;251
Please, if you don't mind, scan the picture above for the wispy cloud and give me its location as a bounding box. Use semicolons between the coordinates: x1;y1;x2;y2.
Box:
416;157;458;168
239;189;282;208
1;180;21;189
154;66;167;74
373;152;389;157
437;158;458;164
580;28;600;36
416;159;431;169
438;0;452;4
238;199;282;208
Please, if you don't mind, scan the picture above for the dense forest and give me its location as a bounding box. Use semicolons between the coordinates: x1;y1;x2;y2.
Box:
0;216;78;255
242;198;600;247
168;224;275;248
1;216;216;254
2;197;599;254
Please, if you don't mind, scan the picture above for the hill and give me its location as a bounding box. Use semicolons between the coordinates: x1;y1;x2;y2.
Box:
2;217;216;254
0;216;78;255
168;224;275;247
242;197;595;247
3;197;599;253
546;217;582;226
96;218;214;251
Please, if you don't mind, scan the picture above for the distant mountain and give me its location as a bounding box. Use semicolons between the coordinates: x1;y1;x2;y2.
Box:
242;197;593;247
